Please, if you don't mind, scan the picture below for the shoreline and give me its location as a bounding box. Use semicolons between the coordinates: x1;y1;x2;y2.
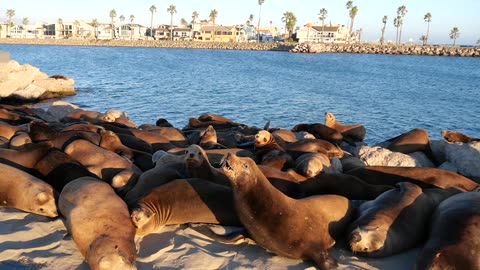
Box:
0;38;479;56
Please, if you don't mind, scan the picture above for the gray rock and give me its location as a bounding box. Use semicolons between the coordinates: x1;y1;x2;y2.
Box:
444;141;480;180
357;145;417;167
46;101;81;122
437;162;458;173
408;151;435;168
430;140;448;164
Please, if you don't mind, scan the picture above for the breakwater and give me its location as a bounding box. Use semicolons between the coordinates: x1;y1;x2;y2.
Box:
291;43;480;57
0;38;294;51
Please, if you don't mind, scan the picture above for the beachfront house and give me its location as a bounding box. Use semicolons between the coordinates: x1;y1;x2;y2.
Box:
296;24;351;43
172;26;192;41
195;25;238;42
155;25;170;40
117;24;147;40
8;23;44;39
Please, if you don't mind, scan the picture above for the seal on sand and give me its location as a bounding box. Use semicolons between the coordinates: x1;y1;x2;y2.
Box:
324;112;366;142
59;177;137;270
415;192;480;270
345;166;479;191
347;182;460;257
0;163;58;217
441;130;480;143
131;178;240;236
221;153;353;270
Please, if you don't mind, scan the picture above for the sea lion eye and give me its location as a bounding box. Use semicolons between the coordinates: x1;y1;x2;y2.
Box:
263;138;267;142
39;208;45;212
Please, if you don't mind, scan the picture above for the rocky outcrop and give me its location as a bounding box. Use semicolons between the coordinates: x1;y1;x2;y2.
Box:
290;43;480;57
0;60;76;103
444;141;480;181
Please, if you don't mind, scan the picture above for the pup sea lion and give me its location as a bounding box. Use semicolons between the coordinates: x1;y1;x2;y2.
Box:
184;144;229;186
295;152;335;178
415;192;480;270
0;163;58;217
348;182;460;257
222;153;353;270
324;112;366;142
131;178;240;236
59;177;137;270
441;130;480;143
346;166;479;191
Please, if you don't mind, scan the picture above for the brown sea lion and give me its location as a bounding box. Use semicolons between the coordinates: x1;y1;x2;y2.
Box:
348;182;460;257
254;130;287;162
415;192;480;270
131;178;240;236
291;123;344;144
8;131;32;149
199;125;227;149
0;141;53;173
299;173;392;200
198;113;236;124
59;177;137;270
185;117;240;130
184;144;230;186
381;128;436;163
259;149;294;171
346;166;479;191
286;138;344;159
61;109;103;123
441;130;480;143
221;153;353;270
271;129;298;143
257;165;304;198
63;139;141;195
0;163;58;217
0;108;25;123
324;112;366;142
139;125;188;147
0;122;28;140
203;148;254;166
295;152;335;178
61;122;104;133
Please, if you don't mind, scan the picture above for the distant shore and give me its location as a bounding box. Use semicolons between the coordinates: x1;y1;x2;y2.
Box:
0;38;479;57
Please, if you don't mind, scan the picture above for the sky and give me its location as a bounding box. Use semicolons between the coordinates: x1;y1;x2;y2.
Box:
2;0;479;45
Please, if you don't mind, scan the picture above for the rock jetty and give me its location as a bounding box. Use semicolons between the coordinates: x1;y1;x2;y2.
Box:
290;43;480;57
0;58;75;103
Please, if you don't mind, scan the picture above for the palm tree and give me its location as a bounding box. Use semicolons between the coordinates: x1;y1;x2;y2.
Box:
180;18;188;26
73;20;80;38
318;8;328;43
209;9;218;41
349;6;358;43
109;9;117;39
57;18;64;38
424;12;432;45
167;5;177;40
22;17;29;38
129;15;135;40
356;28;363;43
119;15;125;39
397;5;407;44
345;1;353;42
6;9;15;37
393;15;401;45
257;0;265;42
149;5;157;39
380;15;387;45
281;11;296;41
91;19;98;40
249;14;254;26
420;35;427;45
192;11;199;24
449;27;460;46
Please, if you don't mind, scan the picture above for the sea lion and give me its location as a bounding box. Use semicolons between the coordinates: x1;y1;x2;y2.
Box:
199;125;227;149
271;129;298;143
0;122;28;140
286;138;344;159
441;130;480;143
415;192;480;270
139;125;188;147
259;149;294;171
8;131;32;149
59;177;137;270
254;130;287;162
0;163;58;217
346;166;479;191
202;148;254;166
348;182;460;257
257;165;304;198
324;112;366;142
295;152;335;178
299;173;392;200
0;141;53;173
184;144;230;186
131;178;240;236
63;138;141;195
221;153;353;270
185;117;240;130
381;128;436;163
61;109;103;123
291;123;344;144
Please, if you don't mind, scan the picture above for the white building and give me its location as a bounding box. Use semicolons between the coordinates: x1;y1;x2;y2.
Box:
297;24;352;43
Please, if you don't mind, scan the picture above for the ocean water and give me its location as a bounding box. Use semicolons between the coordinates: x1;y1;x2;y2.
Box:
1;44;479;144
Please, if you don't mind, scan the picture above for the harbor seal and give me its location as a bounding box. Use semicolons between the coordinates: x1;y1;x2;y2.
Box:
0;163;58;217
348;182;460;257
131;178;240;236
221;153;353;269
415;192;480;270
346;166;479;191
59;177;137;270
324;112;366;142
441;130;480;143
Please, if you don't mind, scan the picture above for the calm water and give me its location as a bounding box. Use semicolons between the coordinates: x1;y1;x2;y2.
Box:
1;44;479;144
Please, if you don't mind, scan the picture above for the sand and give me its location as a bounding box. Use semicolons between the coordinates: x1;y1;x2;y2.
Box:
0;207;420;270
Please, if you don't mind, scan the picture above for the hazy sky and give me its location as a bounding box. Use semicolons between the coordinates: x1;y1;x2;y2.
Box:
3;0;479;45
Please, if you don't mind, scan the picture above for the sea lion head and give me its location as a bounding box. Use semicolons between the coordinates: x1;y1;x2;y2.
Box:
200;125;217;144
25;184;58;218
9;131;32;149
87;236;137;270
254;130;273;147
184;144;206;167
348;225;387;254
324;112;336;126
221;153;258;188
131;207;157;236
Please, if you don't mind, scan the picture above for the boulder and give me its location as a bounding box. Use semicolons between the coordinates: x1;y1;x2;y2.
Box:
437;162;458;174
444;141;480;181
356;145;418;167
408;151;435;168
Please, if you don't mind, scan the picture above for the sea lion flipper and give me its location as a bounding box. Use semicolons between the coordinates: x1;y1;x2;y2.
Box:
311;251;338;270
263;120;270;131
190;224;248;244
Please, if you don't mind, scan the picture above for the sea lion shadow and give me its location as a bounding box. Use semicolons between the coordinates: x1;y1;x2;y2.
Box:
0;232;62;251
